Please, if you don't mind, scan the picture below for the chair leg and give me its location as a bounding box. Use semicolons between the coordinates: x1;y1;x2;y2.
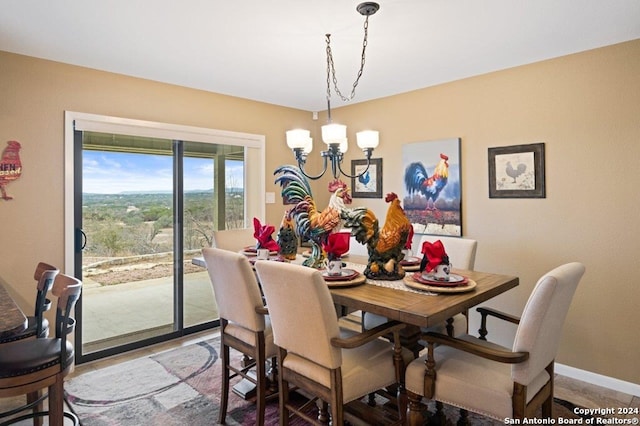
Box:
256;352;266;426
26;390;44;426
434;401;446;425
218;343;230;424
406;391;425;426
279;379;289;426
457;408;470;426
318;401;329;424
48;376;64;426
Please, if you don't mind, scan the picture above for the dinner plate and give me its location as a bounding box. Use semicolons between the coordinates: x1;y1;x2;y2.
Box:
412;272;468;287
322;268;359;281
324;274;366;288
399;256;421;266
404;275;477;293
241;247;278;256
248;256;285;265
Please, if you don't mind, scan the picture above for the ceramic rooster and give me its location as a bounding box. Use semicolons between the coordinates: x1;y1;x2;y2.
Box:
0;141;22;201
341;192;412;280
274;165;352;268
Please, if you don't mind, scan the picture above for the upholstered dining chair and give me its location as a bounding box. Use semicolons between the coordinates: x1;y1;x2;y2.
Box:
364;236;478;337
212;228;256;253
201;247;277;426
0;262;59;344
0;273;82;426
404;262;585;425
254;260;412;426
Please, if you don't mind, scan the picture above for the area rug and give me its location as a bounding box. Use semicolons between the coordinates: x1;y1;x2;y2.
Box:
64;337;591;425
64;337;302;425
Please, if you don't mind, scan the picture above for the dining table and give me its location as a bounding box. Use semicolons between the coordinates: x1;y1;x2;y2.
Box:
0;282;28;340
193;252;519;354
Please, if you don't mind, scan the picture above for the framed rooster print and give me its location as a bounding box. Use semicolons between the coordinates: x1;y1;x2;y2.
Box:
488;143;545;199
351;158;382;198
402;138;462;237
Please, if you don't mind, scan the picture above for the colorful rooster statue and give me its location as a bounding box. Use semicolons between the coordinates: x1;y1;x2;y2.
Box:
0;141;22;201
274;165;352;268
341;192;412;280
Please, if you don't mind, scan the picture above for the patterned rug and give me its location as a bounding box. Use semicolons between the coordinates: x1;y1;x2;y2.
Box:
64;338;301;425
64;337;591;425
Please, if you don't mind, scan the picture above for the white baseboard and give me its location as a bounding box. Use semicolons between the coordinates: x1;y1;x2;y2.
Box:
556;363;640;397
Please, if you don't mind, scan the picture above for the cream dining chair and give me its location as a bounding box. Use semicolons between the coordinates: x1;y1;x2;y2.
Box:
212;228;256;253
254;261;412;425
202;247;277;426
404;262;585;424
363;236;478;337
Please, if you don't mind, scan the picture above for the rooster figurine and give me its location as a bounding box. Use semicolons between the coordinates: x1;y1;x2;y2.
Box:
405;153;449;211
0;141;22;201
274;165;352;268
341;192;412;280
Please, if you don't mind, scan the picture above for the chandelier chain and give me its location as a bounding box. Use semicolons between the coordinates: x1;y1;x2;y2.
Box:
325;15;370;103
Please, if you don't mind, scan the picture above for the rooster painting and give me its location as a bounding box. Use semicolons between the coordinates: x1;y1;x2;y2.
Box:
0;141;22;201
274;165;352;268
404;153;449;211
341;192;412;280
506;161;527;183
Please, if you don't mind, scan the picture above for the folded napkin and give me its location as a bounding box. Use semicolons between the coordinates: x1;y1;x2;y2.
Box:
420;239;450;272
322;232;350;261
404;225;414;250
253;217;280;252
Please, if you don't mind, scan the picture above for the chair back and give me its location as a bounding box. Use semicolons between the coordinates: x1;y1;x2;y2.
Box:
255;261;342;369
33;262;59;334
511;262;585;385
416;235;477;270
51;273;82;367
202;247;266;332
212;228;256;252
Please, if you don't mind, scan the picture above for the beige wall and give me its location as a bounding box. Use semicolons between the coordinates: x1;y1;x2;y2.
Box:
1;39;639;385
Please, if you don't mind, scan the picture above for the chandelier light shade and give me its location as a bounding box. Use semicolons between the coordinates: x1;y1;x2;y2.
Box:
286;129;311;150
356;130;379;150
321;123;347;145
286;2;380;181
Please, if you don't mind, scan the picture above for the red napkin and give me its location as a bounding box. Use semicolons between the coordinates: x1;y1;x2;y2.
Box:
420;240;449;272
322;232;350;260
404;225;414;250
253;217;280;252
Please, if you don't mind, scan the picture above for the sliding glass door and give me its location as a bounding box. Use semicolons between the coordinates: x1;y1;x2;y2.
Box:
67;113;264;363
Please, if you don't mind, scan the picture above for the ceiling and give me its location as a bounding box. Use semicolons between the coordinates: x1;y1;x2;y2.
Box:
2;1;639;112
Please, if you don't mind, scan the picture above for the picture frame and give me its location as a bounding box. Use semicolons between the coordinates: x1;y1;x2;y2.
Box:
488;143;545;198
351;158;382;198
402;138;462;237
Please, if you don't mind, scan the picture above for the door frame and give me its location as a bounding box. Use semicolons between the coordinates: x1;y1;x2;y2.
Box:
63;111;265;360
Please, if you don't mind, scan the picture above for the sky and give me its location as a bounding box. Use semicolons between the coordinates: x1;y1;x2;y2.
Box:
83;151;244;194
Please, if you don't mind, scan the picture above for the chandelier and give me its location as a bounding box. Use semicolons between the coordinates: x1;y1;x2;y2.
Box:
286;2;380;180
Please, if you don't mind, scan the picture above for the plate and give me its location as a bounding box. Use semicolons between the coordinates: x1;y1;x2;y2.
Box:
322;268;359;281
248;256;285;265
399;256;421;266
404;275;477;293
325;274;366;288
412;272;468;287
401;264;421;272
242;247;278;256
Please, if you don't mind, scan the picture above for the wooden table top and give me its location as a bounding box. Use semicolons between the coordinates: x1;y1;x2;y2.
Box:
0;282;28;339
329;267;519;329
193;251;519;329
